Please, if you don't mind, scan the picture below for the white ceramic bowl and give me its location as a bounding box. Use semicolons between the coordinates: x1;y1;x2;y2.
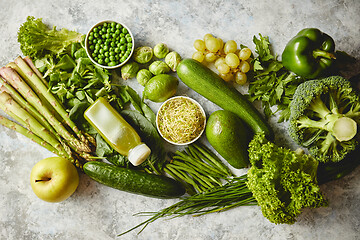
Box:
85;20;135;69
156;96;206;146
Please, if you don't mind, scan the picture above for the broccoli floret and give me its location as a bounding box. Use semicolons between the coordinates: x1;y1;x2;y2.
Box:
288;76;360;162
246;132;327;225
18;16;83;59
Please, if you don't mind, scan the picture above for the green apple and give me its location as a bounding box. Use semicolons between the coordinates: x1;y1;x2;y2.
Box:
30;157;79;203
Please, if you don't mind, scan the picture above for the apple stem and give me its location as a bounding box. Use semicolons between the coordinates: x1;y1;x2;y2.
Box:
35;178;51;182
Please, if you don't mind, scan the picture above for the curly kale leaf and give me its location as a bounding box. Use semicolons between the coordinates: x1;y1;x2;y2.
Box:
246;132;327;224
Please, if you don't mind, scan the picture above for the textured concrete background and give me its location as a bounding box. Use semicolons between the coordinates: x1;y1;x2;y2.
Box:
0;0;360;239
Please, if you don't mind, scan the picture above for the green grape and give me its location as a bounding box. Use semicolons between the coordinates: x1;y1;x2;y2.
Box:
205;52;218;62
235;71;247;85
225;53;240;68
194;39;206;52
217;63;230;74
214;57;226;68
203;33;213;42
217;38;224;53
239;60;251;73
223;40;237;54
239;48;252;60
192;51;205;62
219;73;234;82
205;37;221;52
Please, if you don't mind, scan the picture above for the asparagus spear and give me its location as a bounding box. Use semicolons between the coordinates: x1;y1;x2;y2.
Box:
23;56;49;87
0;66;88;153
0;115;58;155
0;91;66;157
0;76;57;136
14;56;92;152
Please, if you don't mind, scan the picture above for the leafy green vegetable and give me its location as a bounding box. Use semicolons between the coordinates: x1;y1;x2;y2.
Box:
288;76;360;162
248;34;304;122
246;132;328;224
18;16;83;59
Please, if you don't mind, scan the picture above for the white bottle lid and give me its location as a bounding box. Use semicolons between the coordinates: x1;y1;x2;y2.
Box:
128;143;151;166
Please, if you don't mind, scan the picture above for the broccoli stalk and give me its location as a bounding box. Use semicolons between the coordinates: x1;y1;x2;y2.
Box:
289;76;360;162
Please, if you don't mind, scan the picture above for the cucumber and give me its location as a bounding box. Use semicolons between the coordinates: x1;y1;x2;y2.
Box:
206;110;250;169
83;161;185;198
176;58;273;138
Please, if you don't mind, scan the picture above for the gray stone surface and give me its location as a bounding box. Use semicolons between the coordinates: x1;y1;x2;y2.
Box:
0;0;360;239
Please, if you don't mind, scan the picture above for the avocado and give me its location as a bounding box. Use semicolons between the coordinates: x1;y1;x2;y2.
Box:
205;110;250;169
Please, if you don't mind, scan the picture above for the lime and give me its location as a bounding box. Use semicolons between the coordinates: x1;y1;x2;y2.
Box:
143;74;178;102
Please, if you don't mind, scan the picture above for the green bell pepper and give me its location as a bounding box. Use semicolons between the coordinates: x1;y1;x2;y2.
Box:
281;28;336;79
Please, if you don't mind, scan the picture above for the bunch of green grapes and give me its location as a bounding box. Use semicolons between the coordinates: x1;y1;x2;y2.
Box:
192;34;252;85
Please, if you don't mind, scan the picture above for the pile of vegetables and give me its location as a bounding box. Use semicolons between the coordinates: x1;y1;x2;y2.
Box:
0;15;359;237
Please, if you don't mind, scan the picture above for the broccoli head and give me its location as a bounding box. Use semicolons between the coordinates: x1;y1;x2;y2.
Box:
246;132;327;224
288;76;360;162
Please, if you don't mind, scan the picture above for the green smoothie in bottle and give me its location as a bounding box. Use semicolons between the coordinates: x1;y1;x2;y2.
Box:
84;97;151;166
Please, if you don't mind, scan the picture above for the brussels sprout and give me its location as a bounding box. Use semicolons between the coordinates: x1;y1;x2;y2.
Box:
136;69;153;86
153;43;169;59
133;46;153;64
121;61;139;80
149;60;170;75
164;51;181;71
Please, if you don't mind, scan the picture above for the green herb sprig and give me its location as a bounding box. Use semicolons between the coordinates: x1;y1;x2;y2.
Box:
248;34;304;122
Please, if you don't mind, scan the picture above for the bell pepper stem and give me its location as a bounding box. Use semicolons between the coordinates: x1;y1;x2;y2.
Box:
313;49;336;60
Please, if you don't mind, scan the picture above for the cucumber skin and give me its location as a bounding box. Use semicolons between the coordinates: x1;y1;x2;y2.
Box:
177;59;273;139
83;161;185;199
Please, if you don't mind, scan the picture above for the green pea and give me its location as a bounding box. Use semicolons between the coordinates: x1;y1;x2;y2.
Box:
89;45;95;50
104;57;110;63
120;38;126;44
108;61;117;66
93;27;99;33
115;29;121;35
104;52;109;57
95;44;100;50
109;56;115;61
93;49;98;54
110;51;115;56
103;22;108;27
94;33;99;38
116;23;122;29
92;52;97;58
98;59;104;64
120;33;125;37
122;28;128;34
120;45;126;51
97;39;102;44
99;49;105;54
115;47;120;53
127;43;133;48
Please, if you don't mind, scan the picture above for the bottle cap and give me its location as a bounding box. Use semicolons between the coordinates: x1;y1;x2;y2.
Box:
128;143;151;166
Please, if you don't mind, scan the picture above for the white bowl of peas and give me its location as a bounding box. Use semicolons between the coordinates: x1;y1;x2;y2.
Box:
85;20;135;69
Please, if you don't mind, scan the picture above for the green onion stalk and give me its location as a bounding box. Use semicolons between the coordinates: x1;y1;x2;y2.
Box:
118;175;256;236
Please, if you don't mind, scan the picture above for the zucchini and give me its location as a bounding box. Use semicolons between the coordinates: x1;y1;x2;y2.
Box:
176;59;273;138
83;161;185;198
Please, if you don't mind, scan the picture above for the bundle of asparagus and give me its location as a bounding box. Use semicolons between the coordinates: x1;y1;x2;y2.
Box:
0;56;96;168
